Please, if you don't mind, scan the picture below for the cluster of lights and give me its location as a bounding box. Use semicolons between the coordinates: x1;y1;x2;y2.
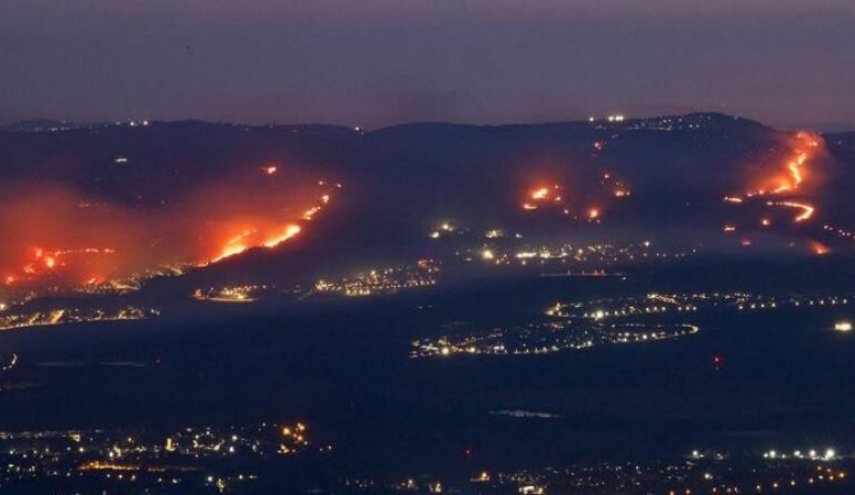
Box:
192;285;272;303
355;452;848;495
412;316;698;358
0;305;158;331
762;448;837;461
315;260;439;298
428;222;458;239
0;421;328;492
457;239;690;272
549;292;851;330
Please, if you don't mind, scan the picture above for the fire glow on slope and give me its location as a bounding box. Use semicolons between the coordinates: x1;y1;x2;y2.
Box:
767;201;815;223
209;224;303;264
725;132;824;229
747;132;820;199
6;248;117;286
522;184;563;211
0;169;338;290
720;131;834;255
520;172;628;220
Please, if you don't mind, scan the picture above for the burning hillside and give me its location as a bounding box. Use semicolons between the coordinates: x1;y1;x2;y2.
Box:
0;167;338;291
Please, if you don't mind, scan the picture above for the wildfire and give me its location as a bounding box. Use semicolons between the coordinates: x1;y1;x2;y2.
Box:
210;224;302;263
263;224;301;248
4;247;119;286
733;131;823;226
303;206;321;220
768;201;814;223
523;184;564;211
205;186;336;264
810;241;829;256
211;230;257;263
520;172;629;219
788;154;805;187
531;187;550;200
1;168;338;290
746;131;821;199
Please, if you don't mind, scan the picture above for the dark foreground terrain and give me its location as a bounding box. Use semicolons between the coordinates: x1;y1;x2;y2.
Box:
1;258;854;493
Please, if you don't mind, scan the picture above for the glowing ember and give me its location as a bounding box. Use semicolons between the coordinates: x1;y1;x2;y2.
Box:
810;241;829;256
523;184;566;211
531;187;550;200
303;206;321;220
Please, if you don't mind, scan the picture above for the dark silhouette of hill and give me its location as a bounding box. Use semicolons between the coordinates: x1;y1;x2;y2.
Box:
2;112;850;289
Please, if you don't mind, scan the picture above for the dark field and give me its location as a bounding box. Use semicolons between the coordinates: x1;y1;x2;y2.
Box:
2;259;854;479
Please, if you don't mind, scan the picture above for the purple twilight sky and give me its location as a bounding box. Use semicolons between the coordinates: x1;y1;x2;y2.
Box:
2;0;854;128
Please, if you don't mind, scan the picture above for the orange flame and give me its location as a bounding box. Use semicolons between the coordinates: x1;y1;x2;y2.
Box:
1;168;337;289
768;201;814;223
747;132;821;198
811;241;829;256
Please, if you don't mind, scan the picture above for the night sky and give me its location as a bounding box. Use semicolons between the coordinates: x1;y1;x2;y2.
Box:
2;0;854;128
